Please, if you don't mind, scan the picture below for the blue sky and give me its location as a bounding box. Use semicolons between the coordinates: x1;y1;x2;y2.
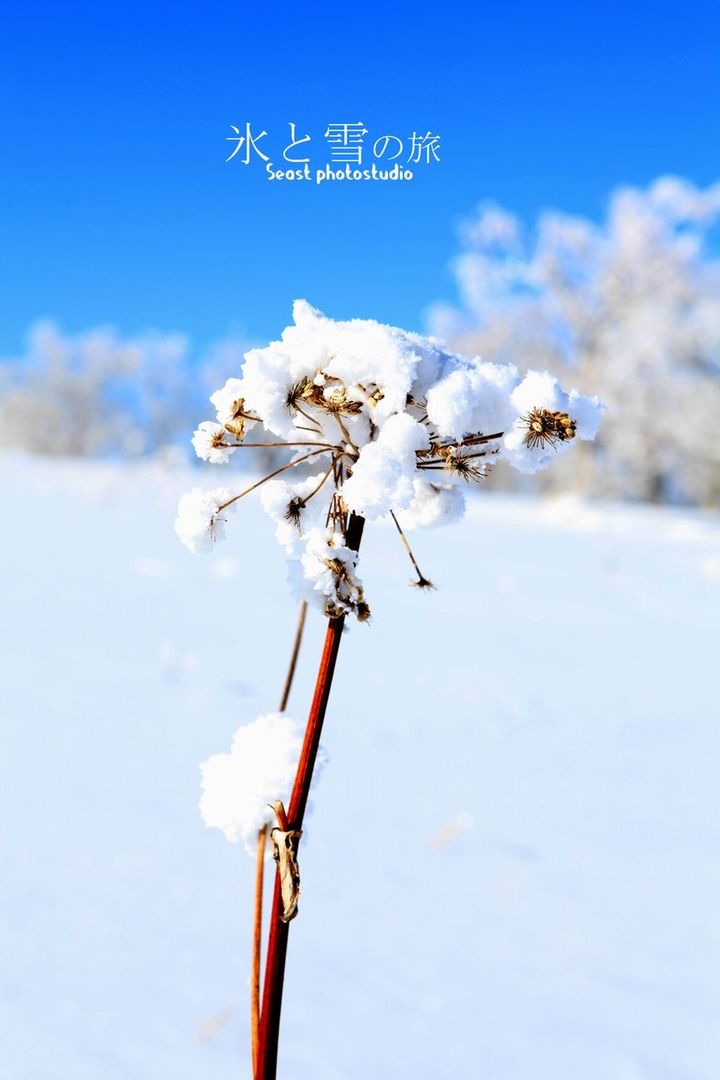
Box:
2;0;719;352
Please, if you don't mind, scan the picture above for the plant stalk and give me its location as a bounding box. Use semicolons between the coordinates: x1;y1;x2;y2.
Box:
250;600;309;1078
277;601;308;714
256;513;365;1080
251;824;267;1077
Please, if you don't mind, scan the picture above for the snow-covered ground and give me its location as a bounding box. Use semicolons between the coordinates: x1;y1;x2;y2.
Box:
2;453;719;1080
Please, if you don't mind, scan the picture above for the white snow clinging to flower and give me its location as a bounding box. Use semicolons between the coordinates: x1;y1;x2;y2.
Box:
177;301;603;613
199;712;326;852
174;487;234;554
191;421;235;464
424;360;519;441
288;527;369;620
342;412;430;519
210;377;247;426
260;470;333;552
395;479;466;530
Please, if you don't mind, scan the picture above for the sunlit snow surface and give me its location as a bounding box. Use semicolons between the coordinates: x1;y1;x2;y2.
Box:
1;454;719;1080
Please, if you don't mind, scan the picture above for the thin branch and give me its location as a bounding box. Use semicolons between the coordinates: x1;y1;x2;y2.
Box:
220;440;337;451
418;449;492;468
389;510;435;589
302;462;336;507
459;430;503;445
217;449;331;512
415;430;504;465
333;413;360;455
293;403;323;431
277;601;308;713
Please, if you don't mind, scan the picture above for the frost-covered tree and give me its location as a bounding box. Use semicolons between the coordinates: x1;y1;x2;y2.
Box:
0;321;250;459
429;176;720;506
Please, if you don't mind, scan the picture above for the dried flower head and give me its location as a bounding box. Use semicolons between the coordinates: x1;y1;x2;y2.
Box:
522;408;577;451
434;444;490;483
210;380;259;444
191;422;235;464
320;387;364;416
285;377;316;412
356;600;372;622
411;575;436;590
284;497;306;531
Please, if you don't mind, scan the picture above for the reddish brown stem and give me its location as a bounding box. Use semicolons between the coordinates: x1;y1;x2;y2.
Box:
251;825;268;1077
250;601;308;1077
256;513;365;1080
277;601;308;714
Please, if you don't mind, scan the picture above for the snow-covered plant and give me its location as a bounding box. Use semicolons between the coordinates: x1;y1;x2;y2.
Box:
176;300;602;618
180;300;602;1080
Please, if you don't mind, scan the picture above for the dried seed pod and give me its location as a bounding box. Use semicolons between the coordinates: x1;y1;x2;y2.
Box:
555;413;577;441
522;408;577;450
224;417;246;441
